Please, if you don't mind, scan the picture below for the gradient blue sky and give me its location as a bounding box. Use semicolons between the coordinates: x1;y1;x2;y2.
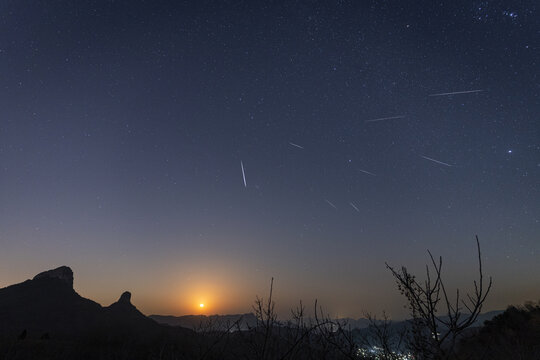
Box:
0;0;538;318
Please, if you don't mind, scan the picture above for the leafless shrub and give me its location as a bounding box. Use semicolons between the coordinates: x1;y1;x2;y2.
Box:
386;236;492;360
356;311;408;360
242;278;360;360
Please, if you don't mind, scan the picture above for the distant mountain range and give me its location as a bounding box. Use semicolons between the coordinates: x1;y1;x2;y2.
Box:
341;309;503;331
150;311;503;332
149;314;371;332
150;313;258;331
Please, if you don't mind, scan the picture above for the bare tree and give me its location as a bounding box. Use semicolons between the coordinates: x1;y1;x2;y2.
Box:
357;312;408;360
196;315;244;360
311;302;358;360
385;236;492;360
246;278;359;360
251;277;278;360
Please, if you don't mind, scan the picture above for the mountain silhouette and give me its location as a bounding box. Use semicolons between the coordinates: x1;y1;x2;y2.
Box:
0;266;169;340
0;266;103;337
103;291;165;336
0;266;198;359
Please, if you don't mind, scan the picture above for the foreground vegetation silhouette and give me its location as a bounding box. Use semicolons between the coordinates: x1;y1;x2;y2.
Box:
384;236;492;360
0;237;538;359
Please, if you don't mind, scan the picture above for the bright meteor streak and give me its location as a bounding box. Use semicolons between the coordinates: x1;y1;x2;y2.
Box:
429;89;484;97
240;161;247;187
359;169;377;176
289;142;304;149
420;155;453;167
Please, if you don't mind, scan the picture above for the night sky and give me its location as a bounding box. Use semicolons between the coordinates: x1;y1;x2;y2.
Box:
0;1;538;318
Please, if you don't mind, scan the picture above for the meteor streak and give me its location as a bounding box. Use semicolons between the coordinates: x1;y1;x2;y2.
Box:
325;199;337;209
429;89;484;97
289;142;304;149
359;169;377;176
420;155;453;167
240;161;247;187
364;115;406;123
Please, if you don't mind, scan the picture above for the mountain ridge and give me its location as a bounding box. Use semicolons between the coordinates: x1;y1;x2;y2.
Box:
0;266;177;340
150;310;504;331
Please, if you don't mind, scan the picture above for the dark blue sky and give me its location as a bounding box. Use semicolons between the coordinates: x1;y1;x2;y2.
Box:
0;0;538;317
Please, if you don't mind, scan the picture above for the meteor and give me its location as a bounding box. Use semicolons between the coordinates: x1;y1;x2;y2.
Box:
359;169;377;176
429;89;484;97
349;202;360;212
240;161;247;187
420;155;453;167
325;199;337;209
364;115;406;123
289;142;304;149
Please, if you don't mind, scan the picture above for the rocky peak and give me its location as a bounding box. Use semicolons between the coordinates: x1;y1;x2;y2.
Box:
118;291;132;305
33;266;74;288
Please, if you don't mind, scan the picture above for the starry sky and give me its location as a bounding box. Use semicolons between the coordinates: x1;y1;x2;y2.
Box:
0;1;538;319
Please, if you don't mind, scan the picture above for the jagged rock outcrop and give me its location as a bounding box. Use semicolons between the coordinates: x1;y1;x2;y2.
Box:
118;291;132;305
0;267;166;339
0;266;102;336
0;266;195;359
105;290;160;332
33;266;74;288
